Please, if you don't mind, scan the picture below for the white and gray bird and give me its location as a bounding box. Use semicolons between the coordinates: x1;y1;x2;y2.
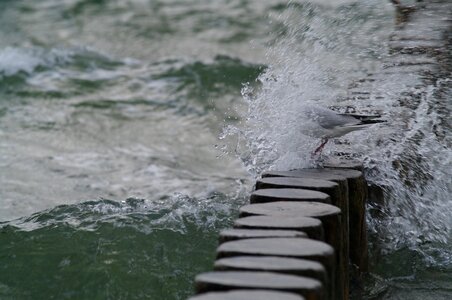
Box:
300;105;385;155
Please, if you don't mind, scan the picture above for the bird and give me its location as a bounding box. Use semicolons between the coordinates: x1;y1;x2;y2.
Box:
300;105;385;156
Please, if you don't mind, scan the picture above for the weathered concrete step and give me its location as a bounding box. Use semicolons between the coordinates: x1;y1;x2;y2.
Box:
195;271;322;300
189;289;305;300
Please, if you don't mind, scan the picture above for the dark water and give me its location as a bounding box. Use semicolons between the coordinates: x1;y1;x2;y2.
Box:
0;1;265;299
1;199;232;299
1;0;451;299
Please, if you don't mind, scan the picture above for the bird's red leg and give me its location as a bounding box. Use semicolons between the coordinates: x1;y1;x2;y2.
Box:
312;138;329;156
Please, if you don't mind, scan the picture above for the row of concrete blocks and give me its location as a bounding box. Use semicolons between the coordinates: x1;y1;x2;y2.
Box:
188;161;368;300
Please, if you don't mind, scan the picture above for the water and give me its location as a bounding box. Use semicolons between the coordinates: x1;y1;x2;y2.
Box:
0;0;450;299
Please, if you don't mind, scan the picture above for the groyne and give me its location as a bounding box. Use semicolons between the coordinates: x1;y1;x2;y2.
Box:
188;161;365;300
188;1;451;299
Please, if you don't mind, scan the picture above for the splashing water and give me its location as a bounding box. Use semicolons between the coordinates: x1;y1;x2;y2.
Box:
363;80;452;253
0;0;450;298
223;1;394;173
225;0;452;266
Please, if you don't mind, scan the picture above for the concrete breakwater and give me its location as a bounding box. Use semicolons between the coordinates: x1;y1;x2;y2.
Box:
188;161;367;300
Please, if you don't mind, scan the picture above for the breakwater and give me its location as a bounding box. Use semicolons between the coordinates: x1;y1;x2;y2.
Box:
188;161;366;300
188;0;451;299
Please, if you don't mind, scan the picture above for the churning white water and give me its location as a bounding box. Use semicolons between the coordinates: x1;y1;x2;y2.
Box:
223;0;452;266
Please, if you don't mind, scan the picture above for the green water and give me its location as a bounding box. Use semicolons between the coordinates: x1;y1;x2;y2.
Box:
1;199;232;299
1;0;451;299
1;1;267;299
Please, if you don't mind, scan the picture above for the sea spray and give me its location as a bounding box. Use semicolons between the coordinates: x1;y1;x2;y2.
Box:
362;81;452;257
223;1;393;172
225;0;451;262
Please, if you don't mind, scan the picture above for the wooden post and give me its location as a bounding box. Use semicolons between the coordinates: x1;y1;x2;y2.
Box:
214;256;327;287
255;177;343;218
216;238;335;299
262;169;358;299
318;164;370;295
239;201;345;300
256;178;339;196
189;290;306;300
261;172;348;217
219;229;307;244
251;188;331;204
234;216;324;240
321;168;368;273
195;271;323;300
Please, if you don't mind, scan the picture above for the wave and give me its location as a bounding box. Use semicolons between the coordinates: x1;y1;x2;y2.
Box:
0;46;130;95
0;46;262;121
0;195;242;300
1;192;245;234
0;47;73;78
222;1;394;175
223;0;451;264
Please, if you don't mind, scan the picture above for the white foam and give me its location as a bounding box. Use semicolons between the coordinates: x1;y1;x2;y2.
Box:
225;0;393;175
0;47;74;78
226;0;451;258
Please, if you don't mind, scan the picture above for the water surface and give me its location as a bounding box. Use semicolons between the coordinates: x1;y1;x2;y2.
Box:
0;0;451;299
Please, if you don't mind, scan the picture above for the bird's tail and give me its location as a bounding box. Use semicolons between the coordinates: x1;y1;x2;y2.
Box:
360;118;387;125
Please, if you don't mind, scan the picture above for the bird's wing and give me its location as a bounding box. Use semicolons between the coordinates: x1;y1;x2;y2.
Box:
304;106;360;129
338;113;382;122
